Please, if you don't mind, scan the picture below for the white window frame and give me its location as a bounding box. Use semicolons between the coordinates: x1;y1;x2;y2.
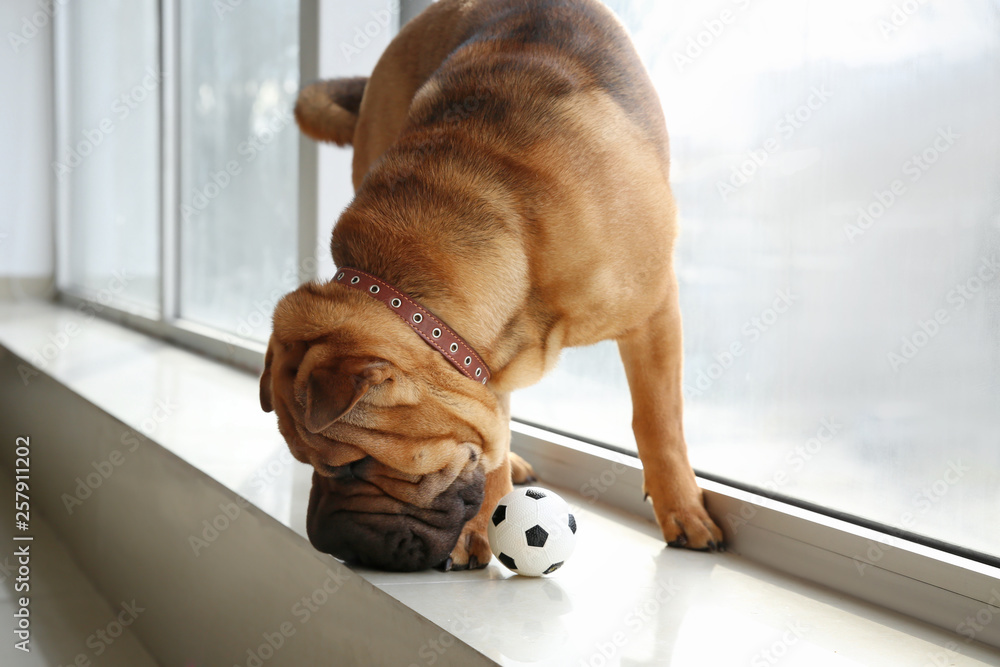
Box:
52;0;1000;651
513;422;1000;649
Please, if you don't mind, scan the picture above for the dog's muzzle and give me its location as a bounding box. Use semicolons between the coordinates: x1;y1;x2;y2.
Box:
306;461;485;571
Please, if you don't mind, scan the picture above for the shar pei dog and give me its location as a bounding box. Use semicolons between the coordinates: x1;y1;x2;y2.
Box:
260;0;724;571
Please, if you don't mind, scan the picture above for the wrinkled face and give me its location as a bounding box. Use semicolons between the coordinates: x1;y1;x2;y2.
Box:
260;281;507;571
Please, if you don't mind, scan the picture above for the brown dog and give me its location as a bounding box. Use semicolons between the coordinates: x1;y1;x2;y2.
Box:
260;0;724;571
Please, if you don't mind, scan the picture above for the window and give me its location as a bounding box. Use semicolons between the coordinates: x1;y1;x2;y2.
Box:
178;0;300;341
57;0;301;345
57;0;161;313
513;0;1000;562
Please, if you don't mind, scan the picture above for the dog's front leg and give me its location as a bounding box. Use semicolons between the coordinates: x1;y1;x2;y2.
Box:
617;286;724;550
439;454;513;571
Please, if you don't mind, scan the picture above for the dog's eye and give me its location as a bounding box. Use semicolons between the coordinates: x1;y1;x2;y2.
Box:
320;463;346;477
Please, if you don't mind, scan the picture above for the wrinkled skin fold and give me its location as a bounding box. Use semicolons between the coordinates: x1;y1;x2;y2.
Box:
307;463;485;571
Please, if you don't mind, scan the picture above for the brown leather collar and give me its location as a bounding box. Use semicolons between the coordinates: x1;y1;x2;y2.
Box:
334;267;491;384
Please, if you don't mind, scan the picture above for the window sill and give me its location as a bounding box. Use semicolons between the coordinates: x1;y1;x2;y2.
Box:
1;299;998;666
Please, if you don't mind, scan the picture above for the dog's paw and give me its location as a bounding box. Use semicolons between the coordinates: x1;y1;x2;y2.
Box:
647;490;725;551
437;525;492;572
509;452;537;485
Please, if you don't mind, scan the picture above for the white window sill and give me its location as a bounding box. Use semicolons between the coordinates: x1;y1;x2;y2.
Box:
1;299;998;666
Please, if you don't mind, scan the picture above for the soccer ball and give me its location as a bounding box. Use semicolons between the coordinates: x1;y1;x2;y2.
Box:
487;487;577;577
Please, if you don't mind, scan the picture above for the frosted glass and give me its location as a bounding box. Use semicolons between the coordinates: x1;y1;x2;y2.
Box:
513;0;1000;560
178;0;300;341
62;0;160;311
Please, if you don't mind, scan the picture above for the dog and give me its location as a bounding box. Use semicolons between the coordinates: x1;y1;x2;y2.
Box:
260;0;724;571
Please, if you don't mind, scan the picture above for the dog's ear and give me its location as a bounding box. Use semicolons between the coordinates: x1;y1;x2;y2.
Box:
304;357;391;433
260;338;275;413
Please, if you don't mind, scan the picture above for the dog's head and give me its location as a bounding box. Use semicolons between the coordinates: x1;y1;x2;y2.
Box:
260;280;508;570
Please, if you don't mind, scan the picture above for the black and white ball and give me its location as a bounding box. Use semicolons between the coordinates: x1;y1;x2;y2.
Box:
487;487;577;577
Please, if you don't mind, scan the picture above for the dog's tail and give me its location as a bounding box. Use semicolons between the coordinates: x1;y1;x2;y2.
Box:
294;77;368;146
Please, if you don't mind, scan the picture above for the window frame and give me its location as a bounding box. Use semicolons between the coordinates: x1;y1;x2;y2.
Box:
513;422;1000;649
51;0;1000;651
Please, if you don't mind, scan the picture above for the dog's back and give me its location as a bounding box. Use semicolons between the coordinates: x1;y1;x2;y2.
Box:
300;0;678;381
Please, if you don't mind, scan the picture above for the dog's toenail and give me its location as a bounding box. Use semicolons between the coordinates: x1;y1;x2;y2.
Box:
443;557;453;571
667;535;688;548
469;555;479;569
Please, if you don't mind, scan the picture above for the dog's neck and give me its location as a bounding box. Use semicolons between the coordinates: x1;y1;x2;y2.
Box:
331;192;546;391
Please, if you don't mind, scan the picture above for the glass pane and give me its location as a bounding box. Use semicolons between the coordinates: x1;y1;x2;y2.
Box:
178;0;299;341
513;0;1000;560
61;0;160;312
